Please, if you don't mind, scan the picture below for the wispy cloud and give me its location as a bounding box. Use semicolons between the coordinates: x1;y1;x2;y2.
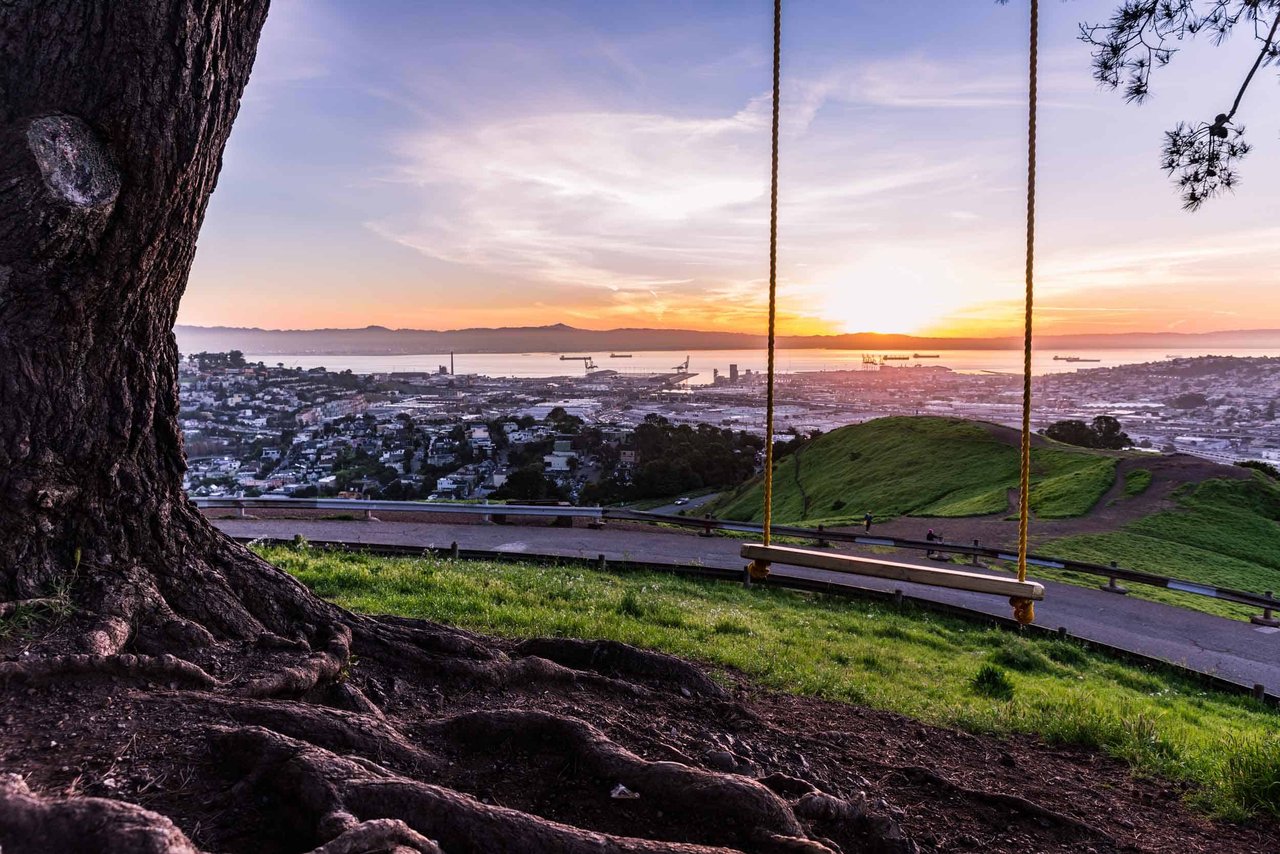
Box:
366;61;989;331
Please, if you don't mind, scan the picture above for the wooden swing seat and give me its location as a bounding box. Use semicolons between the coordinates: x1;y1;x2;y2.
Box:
740;544;1045;600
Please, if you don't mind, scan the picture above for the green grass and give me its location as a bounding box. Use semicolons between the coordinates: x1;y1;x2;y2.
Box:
1124;468;1153;498
1049;474;1280;618
710;417;1118;526
265;543;1280;820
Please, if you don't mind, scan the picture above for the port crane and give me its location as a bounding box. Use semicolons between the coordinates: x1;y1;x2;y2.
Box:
671;355;689;372
559;355;596;370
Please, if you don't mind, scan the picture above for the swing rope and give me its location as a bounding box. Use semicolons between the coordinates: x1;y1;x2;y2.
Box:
749;0;1041;627
1011;0;1039;626
748;0;782;581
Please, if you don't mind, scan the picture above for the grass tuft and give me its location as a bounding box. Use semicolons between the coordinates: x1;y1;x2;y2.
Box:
988;638;1057;674
971;664;1015;700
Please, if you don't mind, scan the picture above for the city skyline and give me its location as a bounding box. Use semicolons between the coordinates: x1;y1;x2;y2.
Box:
182;0;1280;338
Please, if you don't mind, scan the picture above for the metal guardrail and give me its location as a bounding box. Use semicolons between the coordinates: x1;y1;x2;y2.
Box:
195;496;602;519
195;496;1280;624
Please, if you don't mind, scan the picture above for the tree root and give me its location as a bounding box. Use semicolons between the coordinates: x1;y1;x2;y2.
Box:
436;708;810;848
0;652;216;688
353;618;652;697
213;725;754;854
238;624;351;698
199;695;438;774
0;773;200;854
891;766;1115;845
434;708;916;854
305;818;442;854
515;637;729;699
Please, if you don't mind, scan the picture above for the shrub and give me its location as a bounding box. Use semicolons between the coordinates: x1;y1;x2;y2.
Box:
971;664;1015;700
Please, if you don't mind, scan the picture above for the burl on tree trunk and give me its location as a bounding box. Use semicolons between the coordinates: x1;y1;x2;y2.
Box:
0;4;927;853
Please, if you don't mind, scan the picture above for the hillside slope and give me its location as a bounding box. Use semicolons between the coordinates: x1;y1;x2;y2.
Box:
1049;474;1280;612
712;416;1120;526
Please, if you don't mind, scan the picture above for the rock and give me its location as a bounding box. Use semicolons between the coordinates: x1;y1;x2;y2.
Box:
610;783;640;800
704;750;738;772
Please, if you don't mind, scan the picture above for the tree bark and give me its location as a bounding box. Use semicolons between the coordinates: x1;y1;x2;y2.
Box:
0;0;342;660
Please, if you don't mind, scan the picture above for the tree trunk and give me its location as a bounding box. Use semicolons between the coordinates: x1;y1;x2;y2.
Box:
0;0;339;662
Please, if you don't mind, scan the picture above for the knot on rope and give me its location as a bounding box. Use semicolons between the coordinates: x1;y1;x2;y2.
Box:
1010;597;1035;626
747;559;771;581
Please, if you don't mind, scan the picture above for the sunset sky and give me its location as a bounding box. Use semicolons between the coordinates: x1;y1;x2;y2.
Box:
180;0;1280;338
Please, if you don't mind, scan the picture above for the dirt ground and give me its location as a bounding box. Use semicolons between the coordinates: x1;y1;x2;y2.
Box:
2;625;1276;853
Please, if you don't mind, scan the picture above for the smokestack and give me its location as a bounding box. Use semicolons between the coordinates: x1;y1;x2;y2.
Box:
451;351;455;375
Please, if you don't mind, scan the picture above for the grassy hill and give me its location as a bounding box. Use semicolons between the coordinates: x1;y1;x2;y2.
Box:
703;415;1280;617
712;417;1119;526
1048;474;1280;614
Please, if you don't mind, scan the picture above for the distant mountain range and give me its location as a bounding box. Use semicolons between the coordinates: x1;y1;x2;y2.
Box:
174;323;1280;356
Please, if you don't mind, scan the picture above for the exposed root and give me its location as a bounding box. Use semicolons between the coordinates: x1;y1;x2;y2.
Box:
84;613;134;655
256;630;313;652
515;637;729;699
354;615;498;661
214;725;753;854
353;617;652;697
501;653;650;696
0;597;64;618
0;773;199;854
238;624;351;698
891;766;1115;845
436;708;811;849
305;818;442;854
80;574;143;655
306;680;386;718
199;695;437;774
0;653;216;688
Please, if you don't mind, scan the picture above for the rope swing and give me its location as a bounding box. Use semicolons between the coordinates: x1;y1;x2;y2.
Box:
744;0;1043;625
1011;0;1040;626
747;0;784;582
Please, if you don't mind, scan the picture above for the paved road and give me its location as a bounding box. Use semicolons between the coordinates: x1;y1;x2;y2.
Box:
216;517;1280;695
643;492;721;517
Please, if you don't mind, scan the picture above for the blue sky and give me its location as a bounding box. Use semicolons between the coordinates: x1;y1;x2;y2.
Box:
181;0;1280;336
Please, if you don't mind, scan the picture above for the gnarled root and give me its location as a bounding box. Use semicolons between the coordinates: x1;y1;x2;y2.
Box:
515;637;729;699
200;695;437;774
0;653;216;688
890;766;1114;846
437;708;809;850
239;624;351;698
436;708;915;854
353;618;651;697
305;818;442;854
0;773;199;854
214;725;754;854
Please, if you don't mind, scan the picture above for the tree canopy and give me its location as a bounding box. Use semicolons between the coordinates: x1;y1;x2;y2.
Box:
1041;415;1133;449
1080;1;1280;209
